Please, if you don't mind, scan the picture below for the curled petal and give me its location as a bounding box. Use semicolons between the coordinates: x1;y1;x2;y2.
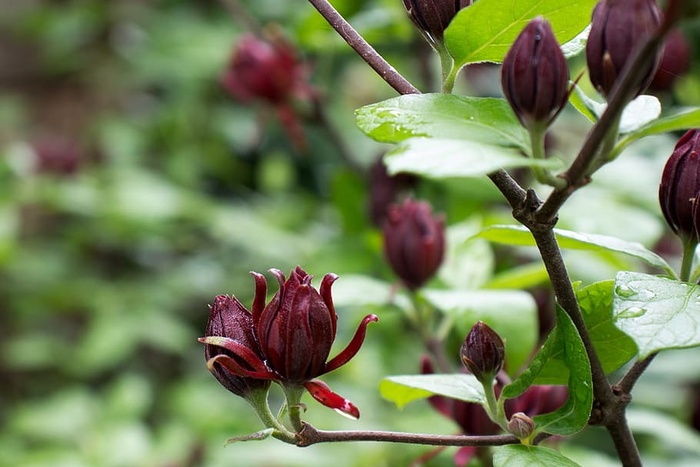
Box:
206;354;277;380
320;273;339;336
324;314;378;374
250;271;268;320
199;337;273;376
270;268;286;287
304;379;360;420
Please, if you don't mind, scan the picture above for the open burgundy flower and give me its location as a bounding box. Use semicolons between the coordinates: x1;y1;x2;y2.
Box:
200;266;378;419
202;295;271;398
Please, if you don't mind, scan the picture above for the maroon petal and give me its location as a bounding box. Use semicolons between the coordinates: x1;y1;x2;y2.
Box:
206;354;277;380
250;271;268;323
324;314;378;373
304;379;360;419
199;337;273;376
320;273;339;336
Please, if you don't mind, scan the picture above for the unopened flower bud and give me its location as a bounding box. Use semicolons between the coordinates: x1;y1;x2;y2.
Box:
383;198;446;290
650;29;691;91
586;0;663;98
460;321;505;383
659;129;700;241
402;0;471;48
501;17;569;130
508;412;535;440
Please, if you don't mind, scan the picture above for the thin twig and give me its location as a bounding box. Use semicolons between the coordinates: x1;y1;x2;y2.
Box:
297;423;519;447
616;353;657;395
537;15;674;224
306;0;420;95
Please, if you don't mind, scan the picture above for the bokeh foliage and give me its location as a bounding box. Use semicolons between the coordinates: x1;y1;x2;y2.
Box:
1;0;700;466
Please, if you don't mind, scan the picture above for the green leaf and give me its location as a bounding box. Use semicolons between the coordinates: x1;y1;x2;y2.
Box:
355;94;530;150
422;289;537;374
613;271;700;358
477;225;675;277
379;374;484;409
569;83;600;123
384;139;561;179
445;0;596;68
576;281;638;374
612;107;700;159
494;445;581;467
502;307;592;436
619;96;662;134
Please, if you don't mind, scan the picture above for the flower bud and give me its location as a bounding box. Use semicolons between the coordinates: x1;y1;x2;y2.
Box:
659;129;700;241
650;29;691;91
382;198;446;290
460;321;505;383
368;156;417;226
501;17;569;129
508;412;535;440
221;32;310;105
585;0;663;98
402;0;471;48
203;295;271;398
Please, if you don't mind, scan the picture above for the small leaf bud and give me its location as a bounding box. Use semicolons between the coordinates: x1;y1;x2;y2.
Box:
508;412;535;440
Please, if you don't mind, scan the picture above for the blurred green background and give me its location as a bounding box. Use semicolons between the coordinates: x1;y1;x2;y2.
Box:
1;1;700;466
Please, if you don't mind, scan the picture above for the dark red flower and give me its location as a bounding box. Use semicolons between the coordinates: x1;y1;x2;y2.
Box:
659;129;700;241
202;295;271;398
402;0;471;48
585;0;663;98
460;321;505;383
200;267;378;418
383;198;445;290
368;156;417;226
650;29;692;91
220;33;310;106
501;17;569;129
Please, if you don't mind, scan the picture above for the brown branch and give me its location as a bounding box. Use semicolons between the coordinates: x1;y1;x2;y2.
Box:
296;423;519;447
616;353;657;395
306;0;420;95
536;14;674;224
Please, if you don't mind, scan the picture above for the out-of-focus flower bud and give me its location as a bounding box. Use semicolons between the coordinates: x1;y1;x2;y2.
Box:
460;321;505;383
201;267;378;419
368;156;417;226
650;29;691;91
31;137;83;175
202;295;271;398
221;32;311;106
659;129;700;241
402;0;471;48
508;412;535;440
586;0;663;98
501;17;569;130
383;198;445;290
505;384;568;417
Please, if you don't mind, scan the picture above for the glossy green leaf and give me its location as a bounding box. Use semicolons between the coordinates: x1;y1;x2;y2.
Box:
502;307;592;436
422;289;537;374
477;225;675;276
383;139;561;179
494;445;581;467
525;281;637;384
612;107;700;159
576;281;638;374
613;272;700;358
445;0;596;68
355;94;530;150
379;374;485;409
